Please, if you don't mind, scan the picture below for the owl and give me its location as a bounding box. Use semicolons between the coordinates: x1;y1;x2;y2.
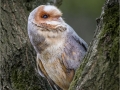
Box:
28;5;88;90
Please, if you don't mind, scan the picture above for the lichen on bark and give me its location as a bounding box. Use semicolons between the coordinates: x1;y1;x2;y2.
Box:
69;0;119;90
1;0;63;90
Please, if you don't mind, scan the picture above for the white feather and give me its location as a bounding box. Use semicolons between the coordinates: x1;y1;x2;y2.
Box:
44;5;57;12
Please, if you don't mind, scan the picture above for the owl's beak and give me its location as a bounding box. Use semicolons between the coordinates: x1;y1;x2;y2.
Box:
52;16;61;22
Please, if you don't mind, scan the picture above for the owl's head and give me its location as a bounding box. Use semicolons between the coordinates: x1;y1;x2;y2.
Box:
28;5;66;29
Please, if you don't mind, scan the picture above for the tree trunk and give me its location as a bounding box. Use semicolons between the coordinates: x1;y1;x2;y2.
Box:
1;0;119;90
69;0;119;90
0;0;62;90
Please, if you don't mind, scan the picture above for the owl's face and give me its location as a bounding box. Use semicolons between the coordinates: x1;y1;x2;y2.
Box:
31;5;66;29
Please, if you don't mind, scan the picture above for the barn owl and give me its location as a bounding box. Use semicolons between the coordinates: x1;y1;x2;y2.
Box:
28;5;88;90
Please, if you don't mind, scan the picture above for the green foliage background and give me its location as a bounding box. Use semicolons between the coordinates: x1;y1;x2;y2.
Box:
60;0;105;43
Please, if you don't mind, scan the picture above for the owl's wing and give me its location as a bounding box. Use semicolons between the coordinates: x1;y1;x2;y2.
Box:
60;24;88;70
36;55;62;90
68;24;88;51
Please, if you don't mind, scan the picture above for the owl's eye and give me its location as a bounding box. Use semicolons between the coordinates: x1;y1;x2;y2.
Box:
42;14;49;19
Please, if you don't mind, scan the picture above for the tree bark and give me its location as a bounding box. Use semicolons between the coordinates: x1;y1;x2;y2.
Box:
0;0;62;90
69;0;119;90
1;0;119;90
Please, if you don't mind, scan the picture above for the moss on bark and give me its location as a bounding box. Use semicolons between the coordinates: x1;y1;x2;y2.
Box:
69;1;119;90
1;0;62;90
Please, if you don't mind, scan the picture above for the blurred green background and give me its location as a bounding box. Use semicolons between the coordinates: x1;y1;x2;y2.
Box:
60;0;105;44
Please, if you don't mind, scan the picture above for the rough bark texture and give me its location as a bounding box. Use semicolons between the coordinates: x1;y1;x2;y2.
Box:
0;0;62;90
69;0;119;90
1;0;119;90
